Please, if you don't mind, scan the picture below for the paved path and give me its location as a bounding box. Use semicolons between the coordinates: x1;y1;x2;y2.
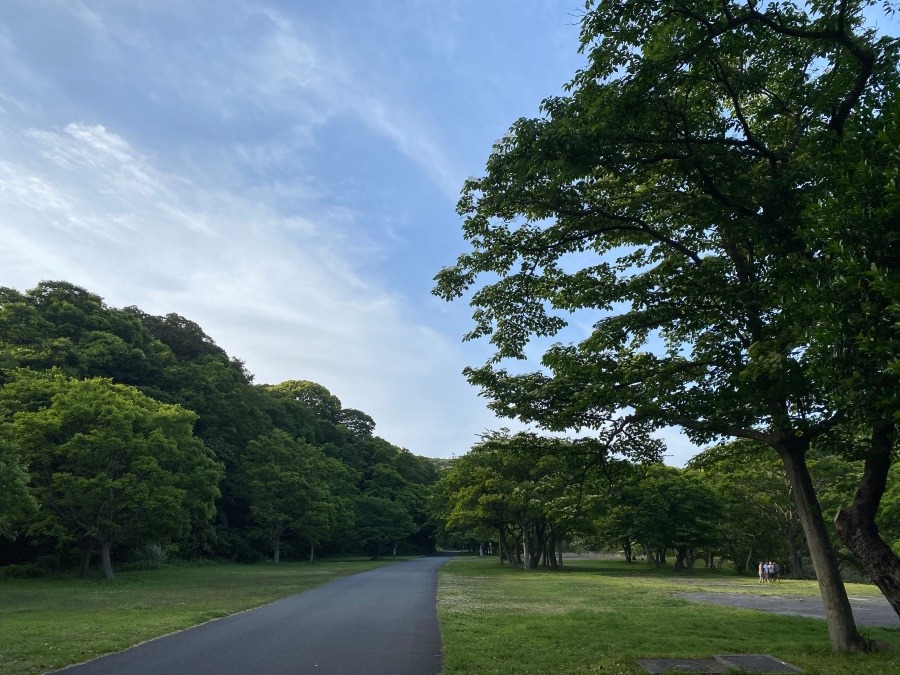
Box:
60;553;456;675
679;591;900;628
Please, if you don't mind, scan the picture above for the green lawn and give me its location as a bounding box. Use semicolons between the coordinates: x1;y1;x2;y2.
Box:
0;559;393;674
4;555;899;674
438;555;900;675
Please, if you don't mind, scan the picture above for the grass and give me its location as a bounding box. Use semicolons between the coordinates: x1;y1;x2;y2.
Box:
4;555;899;674
0;558;394;674
437;555;900;675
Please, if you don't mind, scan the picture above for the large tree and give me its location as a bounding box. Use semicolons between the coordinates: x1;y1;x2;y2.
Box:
435;0;898;652
433;430;660;568
242;429;361;563
594;464;722;571
0;369;222;579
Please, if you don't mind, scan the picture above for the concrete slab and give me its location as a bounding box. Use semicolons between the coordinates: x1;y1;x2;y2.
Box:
714;654;803;673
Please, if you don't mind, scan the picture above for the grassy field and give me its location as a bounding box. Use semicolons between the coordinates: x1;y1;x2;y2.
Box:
4;555;899;674
437;555;900;675
0;558;393;674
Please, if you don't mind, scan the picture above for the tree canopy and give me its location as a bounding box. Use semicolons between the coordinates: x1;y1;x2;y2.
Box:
0;369;222;579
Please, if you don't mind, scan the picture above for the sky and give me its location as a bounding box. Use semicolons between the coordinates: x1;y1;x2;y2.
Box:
0;0;712;464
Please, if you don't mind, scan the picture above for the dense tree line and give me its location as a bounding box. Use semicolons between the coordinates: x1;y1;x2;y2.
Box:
432;435;900;577
433;0;898;652
0;281;438;579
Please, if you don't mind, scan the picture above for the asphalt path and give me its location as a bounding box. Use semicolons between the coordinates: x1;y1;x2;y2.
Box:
60;553;456;675
679;590;900;628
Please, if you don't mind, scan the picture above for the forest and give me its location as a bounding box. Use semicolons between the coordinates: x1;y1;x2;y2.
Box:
2;281;897;590
431;431;900;576
0;281;440;580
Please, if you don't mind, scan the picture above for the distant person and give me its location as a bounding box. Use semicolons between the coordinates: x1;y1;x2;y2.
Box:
758;561;764;584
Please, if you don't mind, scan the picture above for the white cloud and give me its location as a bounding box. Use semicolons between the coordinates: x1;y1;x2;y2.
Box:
208;5;463;198
0;1;704;463
0;118;492;456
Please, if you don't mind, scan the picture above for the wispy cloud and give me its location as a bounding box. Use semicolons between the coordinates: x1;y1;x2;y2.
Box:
0;117;488;455
0;0;681;461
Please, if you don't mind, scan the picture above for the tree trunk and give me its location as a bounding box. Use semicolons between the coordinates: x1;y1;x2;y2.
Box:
786;517;805;579
522;522;532;569
309;542;315;564
778;439;867;653
100;540;115;581
271;522;284;564
79;538;94;577
512;531;522;567
546;527;559;569
745;548;753;576
835;421;900;620
534;521;547;568
622;539;633;563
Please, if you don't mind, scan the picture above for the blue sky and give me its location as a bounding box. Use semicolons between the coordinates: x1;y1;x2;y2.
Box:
0;0;720;463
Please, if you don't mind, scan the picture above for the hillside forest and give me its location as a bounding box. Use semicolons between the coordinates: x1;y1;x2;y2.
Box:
0;281;439;580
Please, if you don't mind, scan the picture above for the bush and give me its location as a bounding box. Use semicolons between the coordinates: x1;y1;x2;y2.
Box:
121;543;169;570
1;562;50;578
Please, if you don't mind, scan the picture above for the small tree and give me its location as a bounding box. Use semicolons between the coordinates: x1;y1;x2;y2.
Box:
353;495;417;559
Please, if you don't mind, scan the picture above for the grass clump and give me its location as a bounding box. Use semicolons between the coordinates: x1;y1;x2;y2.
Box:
438;556;900;674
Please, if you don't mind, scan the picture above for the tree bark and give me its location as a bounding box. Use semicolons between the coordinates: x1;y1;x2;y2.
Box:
778;439;867;652
546;527;559;569
786;517;805;579
272;523;283;564
835;421;900;619
522;521;532;569
100;540;115;581
79;538;94;577
512;530;522;567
